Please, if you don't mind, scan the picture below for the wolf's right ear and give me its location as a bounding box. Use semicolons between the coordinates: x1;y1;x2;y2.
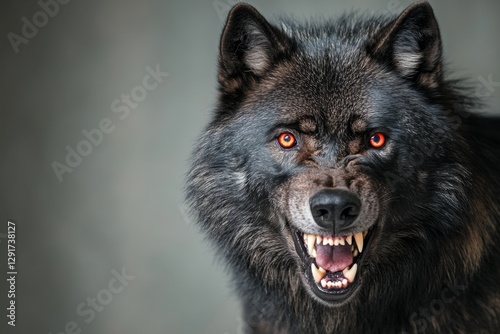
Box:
368;1;443;89
218;4;289;93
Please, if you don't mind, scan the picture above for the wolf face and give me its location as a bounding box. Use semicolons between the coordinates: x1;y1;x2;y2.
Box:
186;1;500;332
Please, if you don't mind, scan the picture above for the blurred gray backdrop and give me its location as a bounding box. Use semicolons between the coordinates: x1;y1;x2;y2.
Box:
1;0;499;333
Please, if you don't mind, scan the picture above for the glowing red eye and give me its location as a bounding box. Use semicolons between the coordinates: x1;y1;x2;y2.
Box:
369;132;386;148
277;132;297;149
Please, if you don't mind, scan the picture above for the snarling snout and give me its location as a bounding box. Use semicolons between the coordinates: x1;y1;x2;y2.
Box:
276;166;380;304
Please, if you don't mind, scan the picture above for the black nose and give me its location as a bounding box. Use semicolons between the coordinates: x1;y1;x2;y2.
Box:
309;189;361;232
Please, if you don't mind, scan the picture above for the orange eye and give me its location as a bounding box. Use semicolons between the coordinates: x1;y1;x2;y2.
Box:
277;132;297;149
369;132;386;148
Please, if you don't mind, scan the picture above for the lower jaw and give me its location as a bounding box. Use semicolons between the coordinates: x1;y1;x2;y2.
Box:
307;268;361;303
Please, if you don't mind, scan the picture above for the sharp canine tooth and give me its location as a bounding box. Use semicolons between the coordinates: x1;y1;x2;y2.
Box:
304;233;308;243
311;263;326;283
343;263;358;283
311;248;317;258
346;235;352;245
307;234;316;255
354;232;364;253
317;236;323;244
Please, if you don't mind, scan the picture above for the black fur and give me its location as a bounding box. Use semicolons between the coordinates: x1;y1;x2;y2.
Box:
186;2;500;333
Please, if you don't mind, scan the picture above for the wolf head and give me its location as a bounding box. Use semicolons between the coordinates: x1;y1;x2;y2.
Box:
186;1;495;331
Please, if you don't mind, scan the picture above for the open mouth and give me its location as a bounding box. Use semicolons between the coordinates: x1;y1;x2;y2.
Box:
291;227;371;303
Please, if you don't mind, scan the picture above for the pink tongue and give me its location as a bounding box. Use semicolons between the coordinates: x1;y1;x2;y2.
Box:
316;243;353;273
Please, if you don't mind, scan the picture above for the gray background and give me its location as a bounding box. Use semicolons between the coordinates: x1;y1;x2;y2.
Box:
1;0;499;333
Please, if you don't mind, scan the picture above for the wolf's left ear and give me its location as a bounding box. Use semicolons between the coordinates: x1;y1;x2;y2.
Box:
368;1;442;88
218;3;289;93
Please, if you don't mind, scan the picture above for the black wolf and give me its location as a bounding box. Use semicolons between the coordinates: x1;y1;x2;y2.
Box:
185;2;500;333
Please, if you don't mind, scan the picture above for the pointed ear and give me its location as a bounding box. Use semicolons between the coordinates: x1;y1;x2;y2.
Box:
368;1;443;89
218;3;288;93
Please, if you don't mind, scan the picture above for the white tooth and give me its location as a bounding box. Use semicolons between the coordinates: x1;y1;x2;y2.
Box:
311;263;326;283
342;279;348;288
311;248;317;258
304;233;308;243
323;238;329;245
353;248;359;257
307;234;316;255
328;238;334;246
317;236;323;244
327;281;333;288
346;235;352;245
321;279;327;288
333;238;340;246
343;263;358;283
354;232;364;253
339;237;345;246
335;281;342;288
